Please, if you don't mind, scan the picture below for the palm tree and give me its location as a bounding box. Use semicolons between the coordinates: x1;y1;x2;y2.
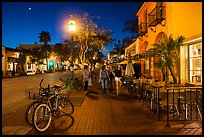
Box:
38;31;52;70
38;31;51;45
123;18;138;38
148;34;185;84
41;45;52;71
17;47;28;71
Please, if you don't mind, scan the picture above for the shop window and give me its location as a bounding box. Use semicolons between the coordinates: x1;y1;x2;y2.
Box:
189;42;202;83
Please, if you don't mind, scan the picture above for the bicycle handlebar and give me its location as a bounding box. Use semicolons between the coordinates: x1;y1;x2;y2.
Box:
60;77;63;82
40;78;44;88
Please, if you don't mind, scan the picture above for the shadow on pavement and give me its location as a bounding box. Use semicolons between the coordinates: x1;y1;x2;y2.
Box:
85;93;99;100
48;114;75;132
26;114;75;135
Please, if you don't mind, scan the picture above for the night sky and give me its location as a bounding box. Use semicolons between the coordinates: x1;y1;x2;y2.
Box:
2;2;143;55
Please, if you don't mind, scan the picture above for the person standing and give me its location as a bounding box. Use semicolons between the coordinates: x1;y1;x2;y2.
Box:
108;66;115;93
70;64;74;79
94;64;100;89
99;65;109;95
83;65;89;95
88;66;93;92
114;64;122;95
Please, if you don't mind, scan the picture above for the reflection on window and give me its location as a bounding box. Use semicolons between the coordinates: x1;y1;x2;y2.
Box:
189;42;202;83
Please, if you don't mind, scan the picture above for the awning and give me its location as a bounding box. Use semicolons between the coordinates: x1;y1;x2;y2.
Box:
7;57;19;62
119;60;140;64
134;52;148;60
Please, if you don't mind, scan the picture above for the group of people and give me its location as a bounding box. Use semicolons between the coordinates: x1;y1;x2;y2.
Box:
83;64;124;95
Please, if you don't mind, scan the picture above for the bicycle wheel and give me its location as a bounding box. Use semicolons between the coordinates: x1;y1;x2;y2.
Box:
33;103;52;132
59;97;74;115
25;101;41;125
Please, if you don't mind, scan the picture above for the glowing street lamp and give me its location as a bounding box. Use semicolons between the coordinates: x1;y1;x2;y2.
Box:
68;16;76;79
68;20;76;32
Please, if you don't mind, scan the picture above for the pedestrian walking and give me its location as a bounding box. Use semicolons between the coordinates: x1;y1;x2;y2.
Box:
113;64;122;95
108;66;115;93
94;64;100;89
99;65;109;95
70;64;74;79
88;66;93;92
83;65;89;95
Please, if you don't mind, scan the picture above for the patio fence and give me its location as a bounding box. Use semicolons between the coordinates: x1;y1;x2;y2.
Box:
123;77;202;127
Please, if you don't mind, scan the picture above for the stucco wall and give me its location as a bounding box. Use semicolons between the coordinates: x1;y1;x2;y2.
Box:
167;2;202;39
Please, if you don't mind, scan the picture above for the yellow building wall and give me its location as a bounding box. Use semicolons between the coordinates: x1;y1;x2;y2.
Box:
167;2;202;39
136;2;202;82
137;2;168;49
167;2;202;83
137;2;202;48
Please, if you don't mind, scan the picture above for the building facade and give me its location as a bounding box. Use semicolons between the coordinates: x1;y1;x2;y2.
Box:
2;45;20;76
135;2;202;83
18;43;64;74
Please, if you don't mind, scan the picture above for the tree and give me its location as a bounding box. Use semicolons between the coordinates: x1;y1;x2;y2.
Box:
38;31;51;45
41;44;52;70
16;47;28;71
147;34;185;84
123;18;138;38
52;43;68;64
111;37;131;56
72;13;113;68
38;31;52;70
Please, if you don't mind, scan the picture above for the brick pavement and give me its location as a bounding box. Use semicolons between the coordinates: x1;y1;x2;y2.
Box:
25;82;202;135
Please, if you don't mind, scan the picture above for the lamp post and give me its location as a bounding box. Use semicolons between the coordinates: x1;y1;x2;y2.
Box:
68;16;76;79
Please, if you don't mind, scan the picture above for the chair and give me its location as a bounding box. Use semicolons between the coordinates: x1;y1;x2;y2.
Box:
159;90;181;120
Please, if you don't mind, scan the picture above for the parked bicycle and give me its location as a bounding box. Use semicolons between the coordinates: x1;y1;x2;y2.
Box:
25;79;51;125
32;78;74;132
25;78;74;131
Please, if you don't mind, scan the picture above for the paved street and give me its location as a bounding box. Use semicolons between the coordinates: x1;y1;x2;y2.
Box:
26;86;202;135
27;77;202;135
2;70;83;135
2;71;202;135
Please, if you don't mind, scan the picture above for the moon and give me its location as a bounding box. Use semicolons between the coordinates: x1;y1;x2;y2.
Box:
29;8;31;11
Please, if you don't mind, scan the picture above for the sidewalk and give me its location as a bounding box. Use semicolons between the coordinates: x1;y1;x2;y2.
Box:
25;83;202;135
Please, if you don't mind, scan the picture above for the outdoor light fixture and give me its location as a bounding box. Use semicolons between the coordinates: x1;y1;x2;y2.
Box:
68;15;76;79
68;20;76;32
150;27;156;32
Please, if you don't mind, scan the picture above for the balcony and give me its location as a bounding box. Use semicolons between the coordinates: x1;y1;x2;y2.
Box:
148;5;166;27
138;22;147;36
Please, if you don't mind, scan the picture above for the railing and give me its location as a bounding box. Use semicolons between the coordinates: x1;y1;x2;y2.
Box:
166;86;202;127
138;22;147;36
148;5;166;27
130;79;202;126
141;81;165;120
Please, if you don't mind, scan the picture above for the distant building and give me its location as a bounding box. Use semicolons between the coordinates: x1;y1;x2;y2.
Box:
2;45;20;76
17;42;64;74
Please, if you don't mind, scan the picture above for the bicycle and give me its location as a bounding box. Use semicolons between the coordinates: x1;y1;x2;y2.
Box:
32;78;74;132
25;79;51;125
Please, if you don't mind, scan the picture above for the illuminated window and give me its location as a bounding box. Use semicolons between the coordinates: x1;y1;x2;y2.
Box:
189;42;202;83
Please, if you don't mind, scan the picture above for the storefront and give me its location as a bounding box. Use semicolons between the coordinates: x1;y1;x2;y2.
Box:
180;37;202;83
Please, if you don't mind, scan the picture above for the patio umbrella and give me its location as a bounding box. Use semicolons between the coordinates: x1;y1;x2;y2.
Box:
125;53;135;77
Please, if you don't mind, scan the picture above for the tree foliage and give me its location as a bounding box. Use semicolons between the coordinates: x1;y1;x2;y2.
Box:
71;13;113;67
38;31;51;45
147;34;185;83
123;18;138;38
38;31;52;70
